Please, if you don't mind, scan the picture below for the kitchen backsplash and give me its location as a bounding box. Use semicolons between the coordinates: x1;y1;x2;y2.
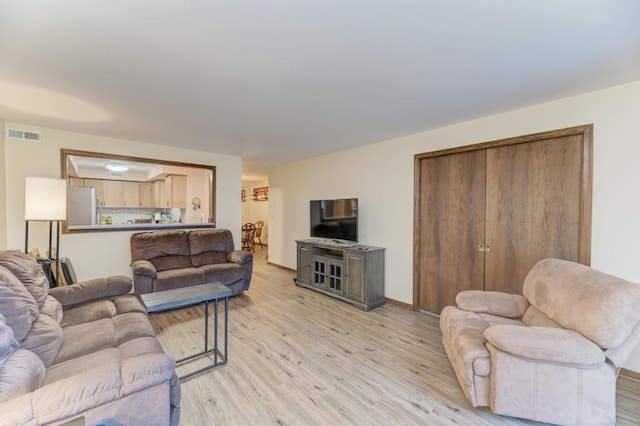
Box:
101;207;186;225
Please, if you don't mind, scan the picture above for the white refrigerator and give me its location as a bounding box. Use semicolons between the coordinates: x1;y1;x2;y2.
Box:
67;186;97;226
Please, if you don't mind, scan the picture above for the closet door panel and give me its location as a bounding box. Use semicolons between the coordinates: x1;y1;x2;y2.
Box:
484;135;583;294
418;151;486;314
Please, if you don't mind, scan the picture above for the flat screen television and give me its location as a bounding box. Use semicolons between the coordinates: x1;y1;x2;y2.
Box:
310;198;358;242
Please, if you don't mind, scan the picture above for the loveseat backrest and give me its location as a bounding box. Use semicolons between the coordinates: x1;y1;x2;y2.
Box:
188;229;234;267
0;251;49;308
522;258;640;351
130;230;192;272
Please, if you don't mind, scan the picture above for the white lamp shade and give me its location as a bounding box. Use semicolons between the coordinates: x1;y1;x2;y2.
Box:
24;177;67;220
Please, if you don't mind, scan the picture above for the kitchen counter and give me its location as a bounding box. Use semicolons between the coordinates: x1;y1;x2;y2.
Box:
66;222;216;233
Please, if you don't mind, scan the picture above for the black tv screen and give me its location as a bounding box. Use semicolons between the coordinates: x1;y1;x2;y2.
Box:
310;198;358;242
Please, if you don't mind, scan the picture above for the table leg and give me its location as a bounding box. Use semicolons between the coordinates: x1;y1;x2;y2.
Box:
224;295;229;363
214;297;219;365
174;296;228;380
204;300;209;352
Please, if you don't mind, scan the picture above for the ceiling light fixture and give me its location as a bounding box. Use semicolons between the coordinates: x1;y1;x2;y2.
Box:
105;163;130;172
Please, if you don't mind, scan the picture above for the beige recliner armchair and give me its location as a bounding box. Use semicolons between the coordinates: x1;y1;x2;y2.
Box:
440;258;640;425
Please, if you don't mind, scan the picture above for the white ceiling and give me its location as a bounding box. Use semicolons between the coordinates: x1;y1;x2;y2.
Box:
1;1;639;179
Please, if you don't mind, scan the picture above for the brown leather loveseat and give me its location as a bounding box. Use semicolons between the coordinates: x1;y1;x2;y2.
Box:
130;229;253;298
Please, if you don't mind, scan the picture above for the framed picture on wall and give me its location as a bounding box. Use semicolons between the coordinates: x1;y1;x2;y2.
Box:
253;186;268;201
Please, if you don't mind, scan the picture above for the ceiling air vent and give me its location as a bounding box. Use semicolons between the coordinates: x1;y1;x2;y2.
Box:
5;128;42;142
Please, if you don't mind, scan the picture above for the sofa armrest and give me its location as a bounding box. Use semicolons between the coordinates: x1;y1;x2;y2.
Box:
131;260;158;278
484;325;605;367
49;275;132;307
227;250;252;265
0;353;175;424
455;290;529;318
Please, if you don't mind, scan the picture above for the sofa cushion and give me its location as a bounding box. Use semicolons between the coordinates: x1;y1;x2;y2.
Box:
0;314;19;365
0;348;46;404
55;294;154;363
60;295;146;329
55;318;116;364
20;315;63;367
130;230;192;272
40;295;63;324
477;313;524;327
0;266;39;343
522;305;563;329
197;263;243;286
0;251;49;309
45;348;120;386
523;258;640;349
484;325;605;367
61;300;117;328
456;290;529;318
155;268;205;292
188;229;234;267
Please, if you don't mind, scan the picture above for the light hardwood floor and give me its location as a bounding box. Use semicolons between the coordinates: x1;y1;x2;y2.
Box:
149;249;640;425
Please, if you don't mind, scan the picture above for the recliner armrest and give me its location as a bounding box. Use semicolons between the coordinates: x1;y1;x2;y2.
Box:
484;325;605;367
456;290;529;318
49;275;132;307
131;260;158;278
227;250;252;265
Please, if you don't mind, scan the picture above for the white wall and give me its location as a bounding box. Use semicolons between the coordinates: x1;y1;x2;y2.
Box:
268;80;640;371
2;122;242;281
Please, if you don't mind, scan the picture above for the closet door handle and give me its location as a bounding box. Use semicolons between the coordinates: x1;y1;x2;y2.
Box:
477;244;485;252
485;245;491;253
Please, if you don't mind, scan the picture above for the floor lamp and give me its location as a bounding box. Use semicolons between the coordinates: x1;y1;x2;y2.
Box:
24;177;67;286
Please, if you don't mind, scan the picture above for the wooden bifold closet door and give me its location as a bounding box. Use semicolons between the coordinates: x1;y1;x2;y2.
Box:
414;125;592;315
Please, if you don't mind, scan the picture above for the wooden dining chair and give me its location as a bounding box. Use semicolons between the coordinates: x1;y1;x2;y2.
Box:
254;221;264;248
241;223;256;252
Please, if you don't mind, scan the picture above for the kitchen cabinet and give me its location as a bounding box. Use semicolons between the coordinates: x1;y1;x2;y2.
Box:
164;175;187;208
123;182;140;207
139;182;153;208
153;180;166;208
69;177;84;187
102;180;124;207
71;177;185;209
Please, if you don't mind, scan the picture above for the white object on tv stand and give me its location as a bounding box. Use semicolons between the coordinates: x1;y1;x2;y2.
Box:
295;238;385;311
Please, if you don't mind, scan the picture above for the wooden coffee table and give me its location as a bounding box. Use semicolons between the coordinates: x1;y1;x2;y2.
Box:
141;282;231;380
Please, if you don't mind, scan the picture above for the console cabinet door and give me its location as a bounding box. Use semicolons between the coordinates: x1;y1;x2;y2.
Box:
325;259;344;296
345;253;365;303
297;243;311;284
311;257;327;290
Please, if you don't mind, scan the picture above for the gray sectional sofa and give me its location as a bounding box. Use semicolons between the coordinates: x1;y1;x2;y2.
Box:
0;250;180;425
130;228;253;298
